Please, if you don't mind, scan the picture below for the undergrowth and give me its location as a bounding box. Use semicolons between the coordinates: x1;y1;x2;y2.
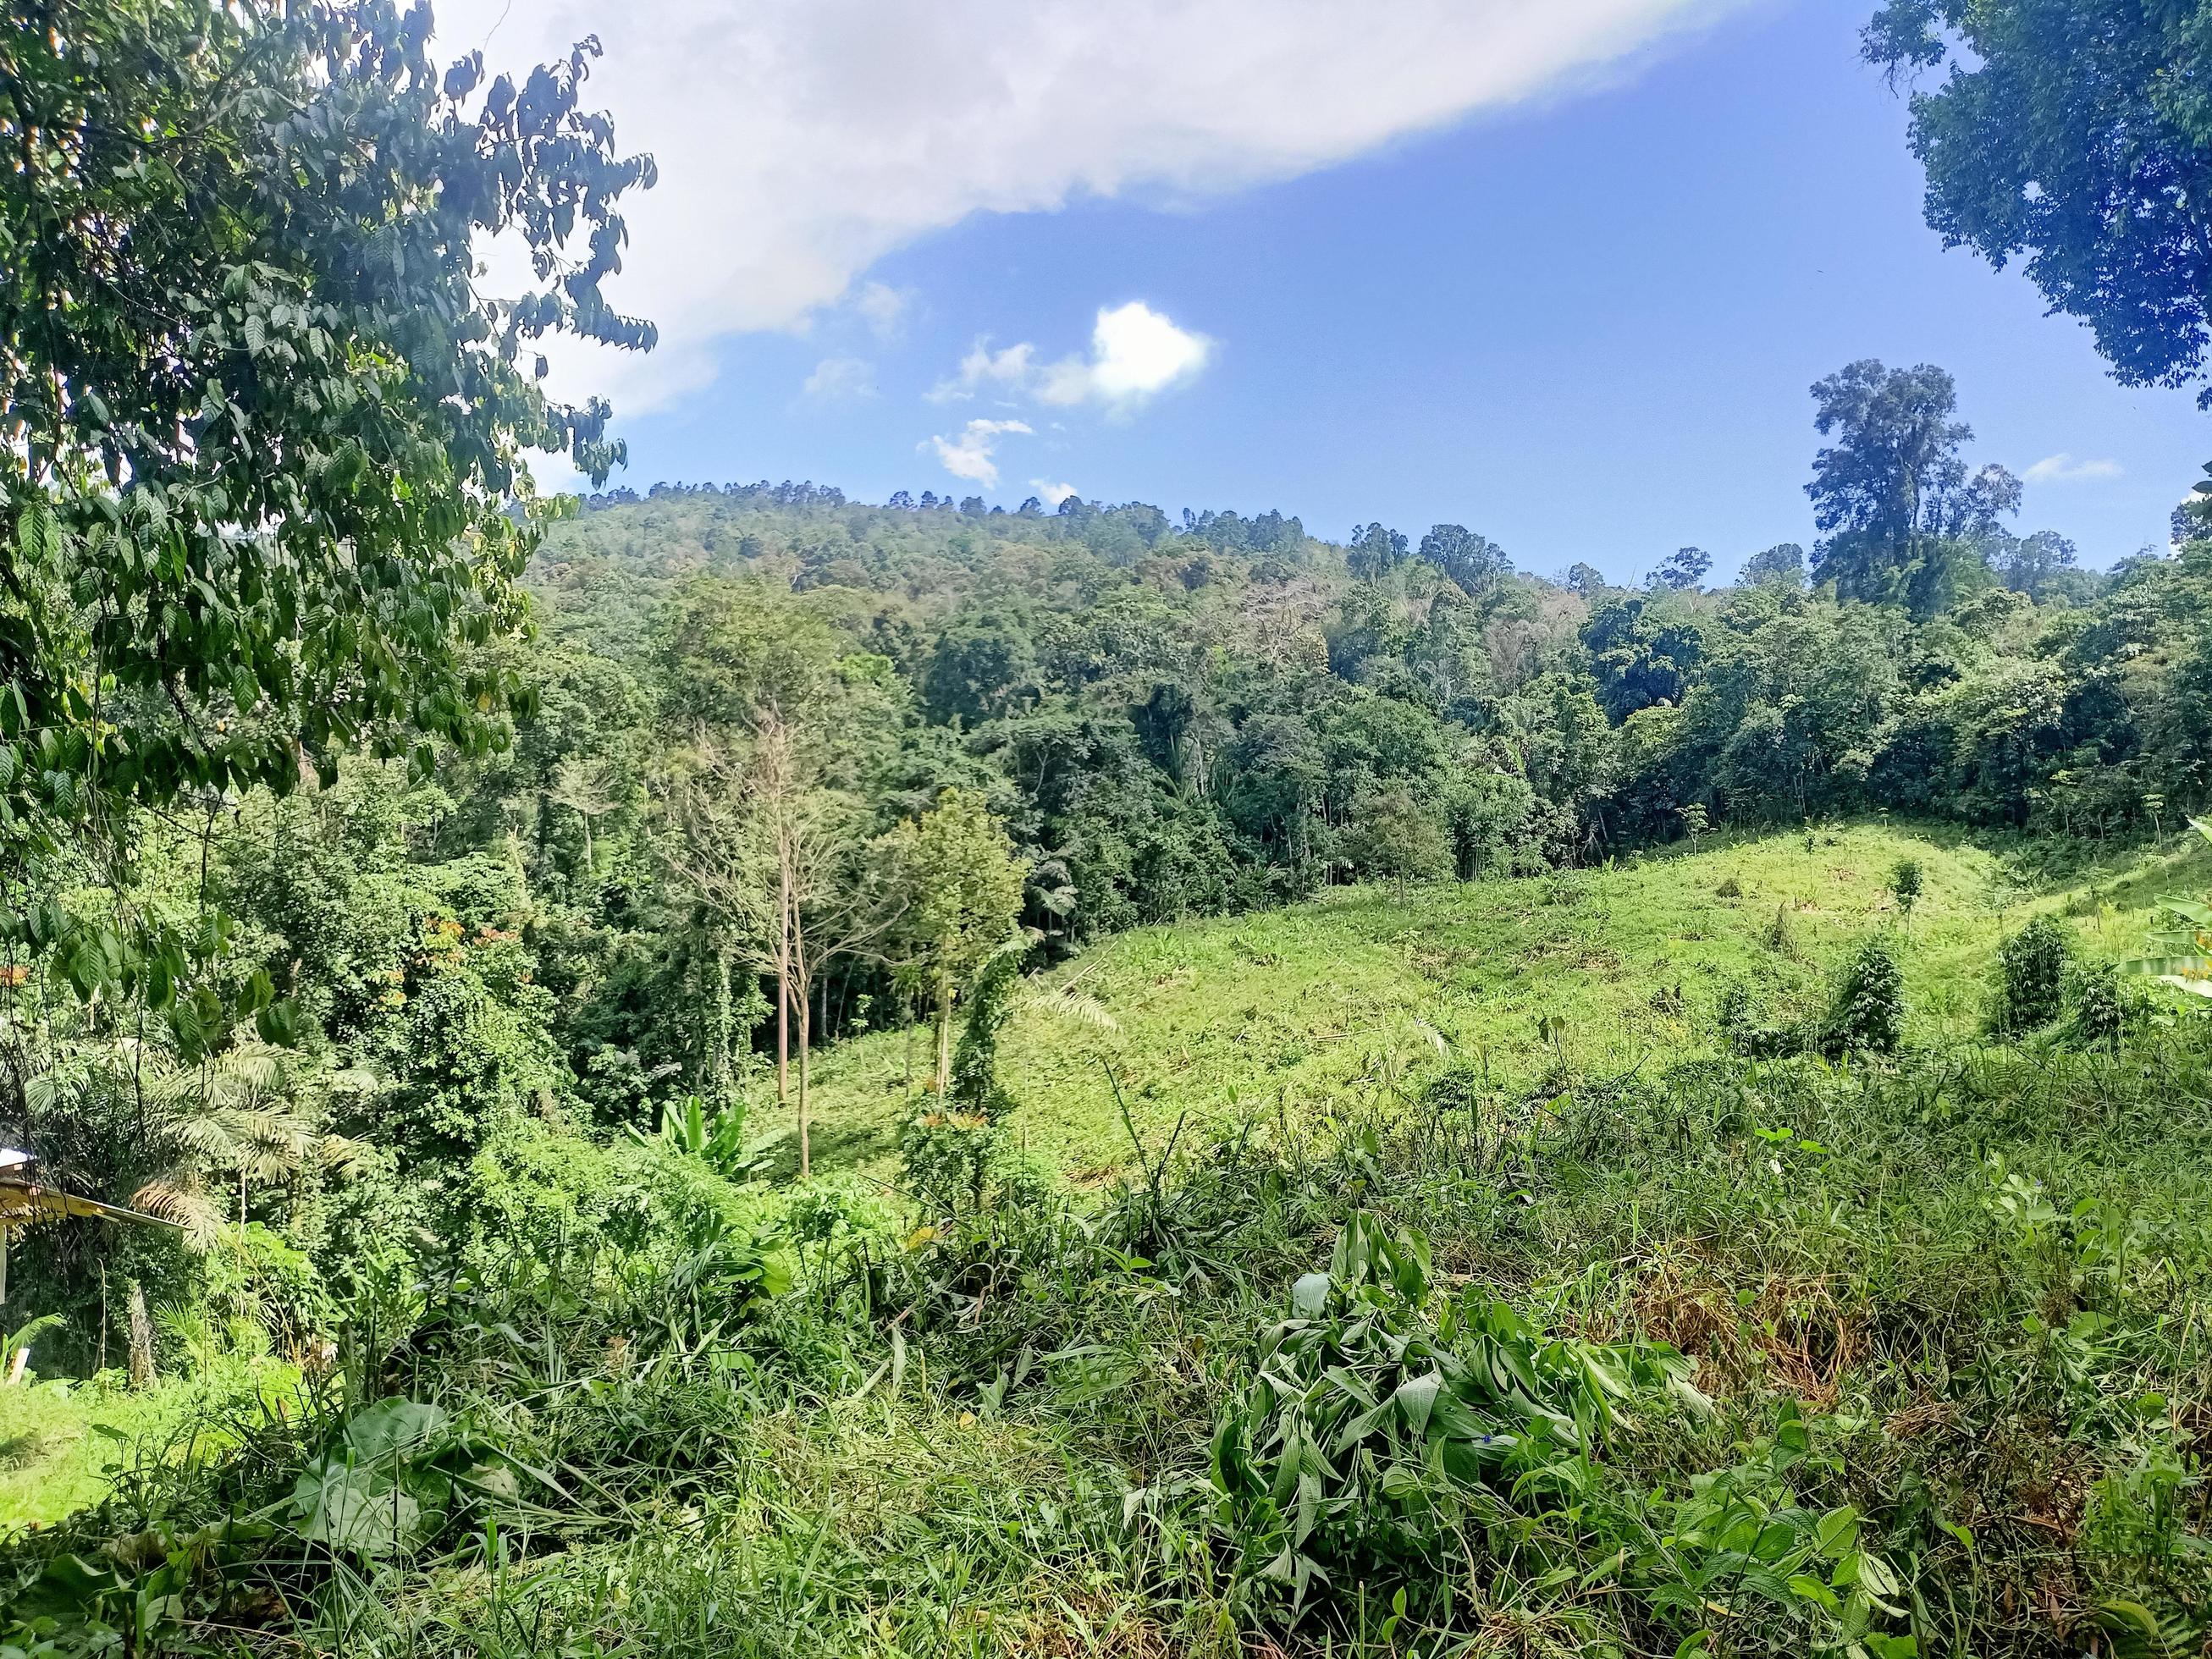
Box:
4;1012;2209;1657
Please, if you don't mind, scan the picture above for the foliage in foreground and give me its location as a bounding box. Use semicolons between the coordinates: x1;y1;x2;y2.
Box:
3;994;2209;1657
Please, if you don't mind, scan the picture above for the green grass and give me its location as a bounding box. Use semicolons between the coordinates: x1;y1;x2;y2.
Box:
775;822;2203;1181
0;1359;303;1530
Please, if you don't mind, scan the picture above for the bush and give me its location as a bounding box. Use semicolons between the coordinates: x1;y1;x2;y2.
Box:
1211;1213;1706;1621
1718;981;1811;1059
1823;936;1905;1055
1995;915;2071;1033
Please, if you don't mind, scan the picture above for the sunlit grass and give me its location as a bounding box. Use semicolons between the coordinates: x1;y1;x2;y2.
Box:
775;821;2200;1182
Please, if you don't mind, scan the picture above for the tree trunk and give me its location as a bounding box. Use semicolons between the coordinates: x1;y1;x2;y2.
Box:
903;996;916;1099
795;970;813;1178
935;966;954;1095
775;964;789;1108
712;949;732;1089
127;1281;156;1390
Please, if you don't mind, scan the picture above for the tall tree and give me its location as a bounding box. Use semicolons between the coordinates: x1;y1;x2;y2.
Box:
1653;547;1713;591
0;0;652;1050
673;703;896;1176
1805;361;2019;615
545;758;620;871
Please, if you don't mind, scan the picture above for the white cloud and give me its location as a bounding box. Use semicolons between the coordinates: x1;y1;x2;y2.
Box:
433;0;1750;421
929;339;1037;404
2023;452;2124;485
933;303;1211;413
799;355;876;403
853;281;913;340
925;418;1034;487
1040;302;1211;410
1031;479;1079;507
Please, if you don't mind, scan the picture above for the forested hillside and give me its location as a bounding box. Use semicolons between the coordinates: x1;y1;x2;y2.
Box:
6;3;2212;1656
8;366;2212;1403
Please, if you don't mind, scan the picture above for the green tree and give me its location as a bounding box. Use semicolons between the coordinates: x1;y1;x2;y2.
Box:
1740;543;1807;587
1865;1;2212;403
882;789;1027;1093
1350;786;1452;901
1805;361;2017;615
1678;802;1709;852
1889;857;1924;919
0;0;654;1042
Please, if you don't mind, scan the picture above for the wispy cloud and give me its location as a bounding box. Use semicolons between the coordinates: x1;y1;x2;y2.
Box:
930;340;1037;404
853;282;913;340
799;356;876;404
2023;452;2123;485
925;418;1034;487
433;0;1751;420
1030;478;1079;506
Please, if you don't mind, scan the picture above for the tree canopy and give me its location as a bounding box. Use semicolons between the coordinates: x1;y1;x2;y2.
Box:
1866;0;2212;402
1;0;653;1034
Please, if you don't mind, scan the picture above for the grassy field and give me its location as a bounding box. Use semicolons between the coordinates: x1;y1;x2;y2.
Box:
776;821;2203;1181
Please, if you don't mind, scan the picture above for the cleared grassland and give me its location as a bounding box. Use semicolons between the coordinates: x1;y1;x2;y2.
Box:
775;822;2202;1181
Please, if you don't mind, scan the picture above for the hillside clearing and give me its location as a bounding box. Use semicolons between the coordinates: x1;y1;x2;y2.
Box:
776;823;2200;1181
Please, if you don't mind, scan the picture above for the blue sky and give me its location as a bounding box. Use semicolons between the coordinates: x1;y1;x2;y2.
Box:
456;0;2207;583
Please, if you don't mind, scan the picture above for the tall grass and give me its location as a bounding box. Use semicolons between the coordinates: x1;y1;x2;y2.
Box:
7;1014;2209;1656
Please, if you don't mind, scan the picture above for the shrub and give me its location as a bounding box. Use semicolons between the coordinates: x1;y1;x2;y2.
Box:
1823;937;1905;1055
1211;1212;1706;1620
1889;857;1923;917
1995;915;2071;1033
1718;981;1811;1059
2071;962;2121;1050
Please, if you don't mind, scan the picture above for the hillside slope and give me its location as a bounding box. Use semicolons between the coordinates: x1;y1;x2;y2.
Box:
778;822;2202;1179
